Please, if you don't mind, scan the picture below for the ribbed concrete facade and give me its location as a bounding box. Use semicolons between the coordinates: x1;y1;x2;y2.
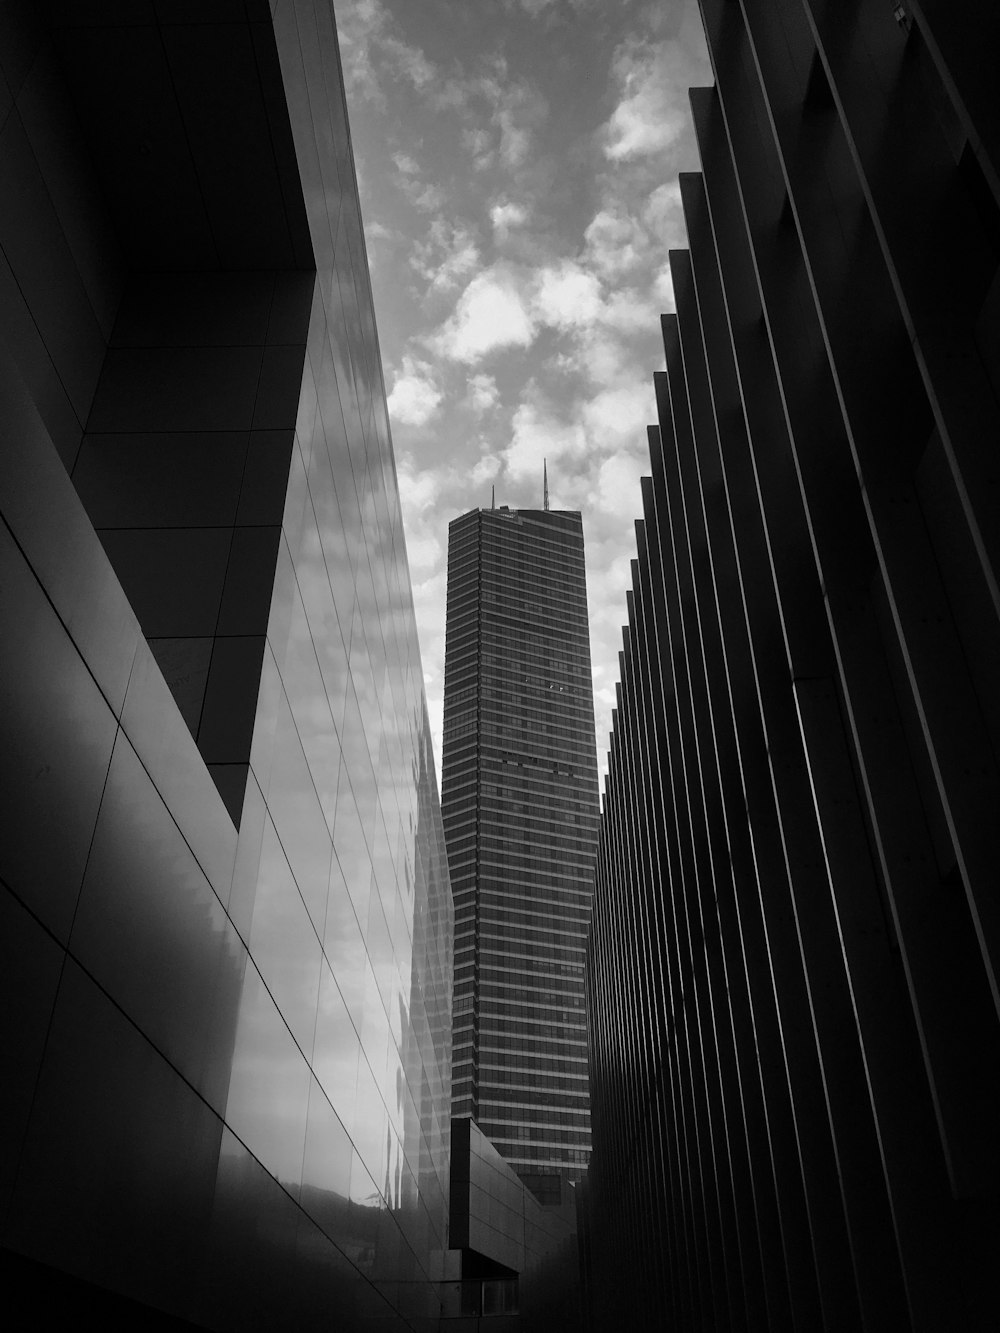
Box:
585;2;1000;1330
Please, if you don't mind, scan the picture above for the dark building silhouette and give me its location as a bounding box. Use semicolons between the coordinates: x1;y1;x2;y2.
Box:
441;506;600;1196
585;1;1000;1330
0;3;453;1329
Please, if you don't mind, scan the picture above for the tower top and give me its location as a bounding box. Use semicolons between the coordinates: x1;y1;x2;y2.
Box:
543;458;549;511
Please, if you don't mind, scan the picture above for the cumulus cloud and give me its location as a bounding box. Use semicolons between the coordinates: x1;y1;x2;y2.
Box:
364;219;398;245
582;384;653;444
437;59;547;173
653;266;676;311
643;180;685;235
411;219;481;294
490;200;530;240
380;34;435;91
602;39;690;162
337;0;438;108
387;355;443;426
395;455;440;514
534;262;604;329
429;267;536;362
463;127;496;171
471;452;502;485
426;237;674;370
600;287;661;334
391;156;447;213
504;398;588;481
510;0;555;15
468;373;500;414
584;207;649;280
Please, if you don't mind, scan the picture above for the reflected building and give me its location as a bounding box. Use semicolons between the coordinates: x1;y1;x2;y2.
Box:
584;2;1000;1330
441;505;600;1198
0;3;452;1330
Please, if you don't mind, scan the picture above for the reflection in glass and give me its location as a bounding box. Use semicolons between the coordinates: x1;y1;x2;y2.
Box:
224;959;310;1196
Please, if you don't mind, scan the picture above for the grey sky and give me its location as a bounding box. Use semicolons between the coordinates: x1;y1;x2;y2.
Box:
337;0;712;773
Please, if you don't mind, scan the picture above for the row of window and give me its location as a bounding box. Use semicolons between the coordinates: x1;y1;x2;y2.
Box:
453;938;586;970
478;1102;591;1126
473;1082;592;1107
475;993;585;1021
500;1145;589;1165
477;1044;589;1072
477;897;592;925
478;1019;588;1047
471;965;586;997
477;1064;590;1090
478;1122;592;1146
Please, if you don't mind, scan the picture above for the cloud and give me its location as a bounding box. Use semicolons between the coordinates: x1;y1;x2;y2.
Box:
429;266;536;362
364;220;398;244
410;219;482;294
387;355;443;426
395;456;440;514
471;453;502;485
504;398;588;481
510;0;555;15
437;59;547;173
534;262;604;329
600;287;661;334
404;530;443;572
496;105;533;168
653;266;675;311
584;207;649;280
336;0;439;109
582;384;653;444
425;236;671;369
490;200;530;240
602;39;690;162
468;373;500;414
643;179;685;234
391;157;447;213
381;34;435;91
335;0;387;104
463;127;496;171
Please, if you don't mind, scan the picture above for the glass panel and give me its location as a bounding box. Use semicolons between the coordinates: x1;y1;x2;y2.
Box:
0;520;118;941
224;958;310;1198
72;731;246;1114
7;959;223;1321
249;814;323;1059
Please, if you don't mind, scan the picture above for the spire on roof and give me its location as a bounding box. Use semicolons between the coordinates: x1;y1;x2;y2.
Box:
543;458;549;511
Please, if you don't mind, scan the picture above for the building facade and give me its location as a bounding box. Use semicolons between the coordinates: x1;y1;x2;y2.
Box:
585;1;1000;1330
0;4;452;1330
441;507;600;1197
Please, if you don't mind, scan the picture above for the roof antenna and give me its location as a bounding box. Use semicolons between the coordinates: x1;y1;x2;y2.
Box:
543;458;549;511
491;484;495;510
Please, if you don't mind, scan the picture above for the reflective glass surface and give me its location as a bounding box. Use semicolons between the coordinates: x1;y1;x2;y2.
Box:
221;0;454;1313
0;4;453;1328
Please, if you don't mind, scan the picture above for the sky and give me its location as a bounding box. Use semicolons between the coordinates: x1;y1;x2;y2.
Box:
335;0;712;777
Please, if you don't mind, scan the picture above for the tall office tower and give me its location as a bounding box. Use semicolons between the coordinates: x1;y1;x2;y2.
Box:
441;505;600;1198
0;4;453;1329
583;2;1000;1331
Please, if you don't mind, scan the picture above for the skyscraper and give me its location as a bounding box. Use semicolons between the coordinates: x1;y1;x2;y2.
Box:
584;1;1000;1329
441;504;600;1197
0;3;452;1328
